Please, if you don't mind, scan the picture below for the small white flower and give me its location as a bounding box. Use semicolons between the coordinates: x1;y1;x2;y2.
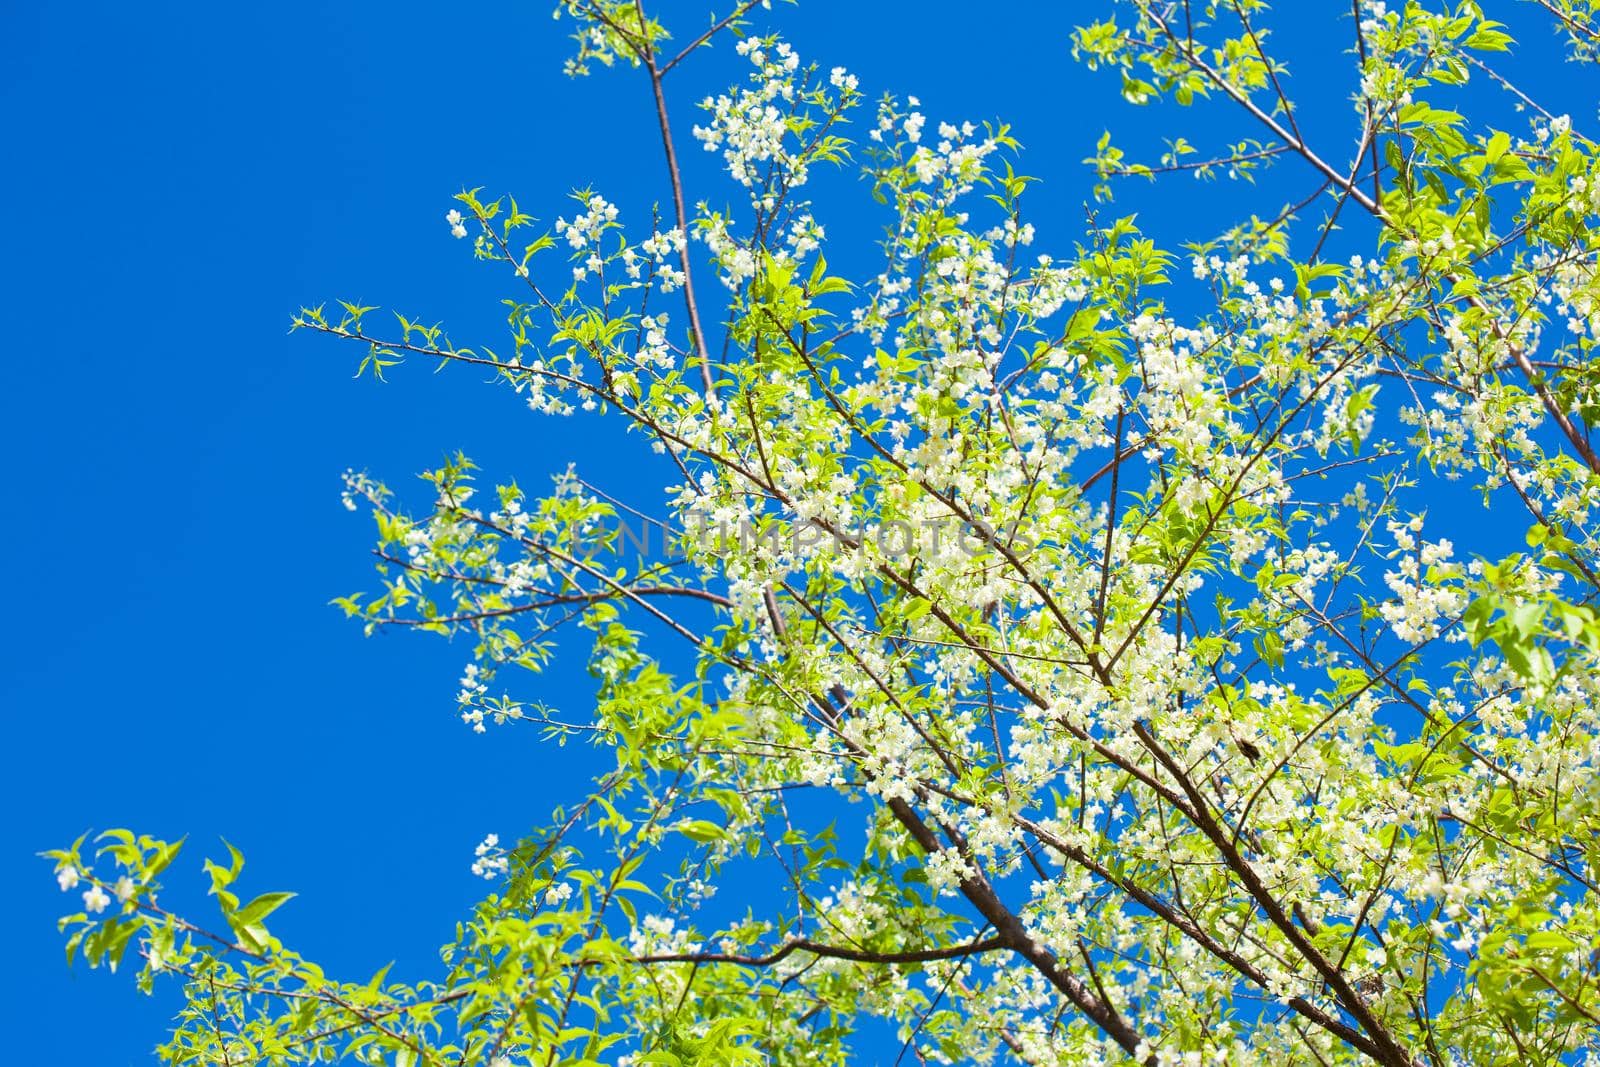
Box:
56;866;80;892
114;876;137;904
83;884;112;914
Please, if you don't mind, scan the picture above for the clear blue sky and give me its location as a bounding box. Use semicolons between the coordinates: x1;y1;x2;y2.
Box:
1;1;1586;1060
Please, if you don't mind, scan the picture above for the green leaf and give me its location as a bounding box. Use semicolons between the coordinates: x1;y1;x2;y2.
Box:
234;891;295;928
676;820;727;844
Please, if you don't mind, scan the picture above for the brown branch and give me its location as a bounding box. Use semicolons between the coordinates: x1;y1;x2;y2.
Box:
660;0;764;75
623;934;1009;969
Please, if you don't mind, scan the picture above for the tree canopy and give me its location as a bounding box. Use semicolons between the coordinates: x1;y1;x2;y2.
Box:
44;1;1600;1063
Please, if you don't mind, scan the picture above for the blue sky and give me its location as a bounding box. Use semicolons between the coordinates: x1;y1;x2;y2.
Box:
1;1;1587;1060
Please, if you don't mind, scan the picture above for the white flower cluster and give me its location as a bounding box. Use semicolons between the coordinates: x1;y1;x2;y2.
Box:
906;117;993;192
458;662;490;732
1357;0;1390;34
557;194;618;250
923;845;975;897
627;228;686;293
470;833;509;880
445;208;467;239
1379;518;1467;643
1127;312;1226;461
54;865;136;914
1535;225;1600;340
780;213;823;263
697;212;756;288
556;194;621;283
1532;112;1572;145
626;913;698;956
634;314;675;370
1352;1;1416;113
692;39;797;188
1015;256;1089;320
1189;252;1251;284
690;38;853;202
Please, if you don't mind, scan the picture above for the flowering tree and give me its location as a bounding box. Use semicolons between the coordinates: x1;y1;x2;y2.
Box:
44;1;1600;1063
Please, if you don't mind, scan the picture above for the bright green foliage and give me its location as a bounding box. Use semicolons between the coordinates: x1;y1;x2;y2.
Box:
46;1;1600;1064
